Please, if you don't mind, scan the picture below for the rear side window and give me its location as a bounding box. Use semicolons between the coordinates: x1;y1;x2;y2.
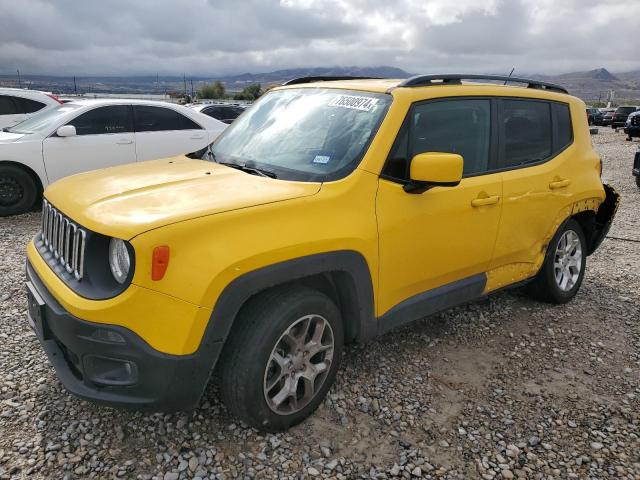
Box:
134;106;202;132
0;95;18;115
69;106;133;135
553;103;572;151
500;100;551;167
15;97;46;113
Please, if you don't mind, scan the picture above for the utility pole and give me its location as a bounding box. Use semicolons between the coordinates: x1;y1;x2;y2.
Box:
17;69;22;88
190;79;194;99
183;73;187;96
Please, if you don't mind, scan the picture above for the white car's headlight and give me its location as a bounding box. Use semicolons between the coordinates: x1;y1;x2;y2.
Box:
109;238;131;284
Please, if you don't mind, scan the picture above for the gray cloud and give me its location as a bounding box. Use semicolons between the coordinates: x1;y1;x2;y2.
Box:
0;0;638;76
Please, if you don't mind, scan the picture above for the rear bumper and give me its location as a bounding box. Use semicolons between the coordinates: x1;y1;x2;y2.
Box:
25;260;222;411
587;184;619;254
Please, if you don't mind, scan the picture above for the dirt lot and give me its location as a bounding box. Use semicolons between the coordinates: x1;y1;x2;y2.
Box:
0;127;638;479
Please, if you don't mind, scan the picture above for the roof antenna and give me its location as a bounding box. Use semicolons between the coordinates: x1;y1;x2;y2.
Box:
504;67;515;85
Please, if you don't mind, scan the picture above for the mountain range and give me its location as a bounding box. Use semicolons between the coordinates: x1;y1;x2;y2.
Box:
0;67;639;102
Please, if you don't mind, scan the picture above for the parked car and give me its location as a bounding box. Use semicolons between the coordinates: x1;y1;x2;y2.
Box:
624;110;640;140
0;88;62;129
0;99;226;215
25;74;618;431
586;107;602;125
190;103;247;124
600;108;615;126
611;105;639;128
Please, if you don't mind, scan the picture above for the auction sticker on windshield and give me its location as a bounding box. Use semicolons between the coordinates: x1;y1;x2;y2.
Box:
328;95;379;111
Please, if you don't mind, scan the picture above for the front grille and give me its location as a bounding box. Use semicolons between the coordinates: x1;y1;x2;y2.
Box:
41;199;86;280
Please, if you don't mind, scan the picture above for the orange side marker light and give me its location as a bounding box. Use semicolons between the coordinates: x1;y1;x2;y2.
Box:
152;246;170;281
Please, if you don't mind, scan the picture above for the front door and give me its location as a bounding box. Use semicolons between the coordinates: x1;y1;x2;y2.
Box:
43;105;136;183
376;97;502;316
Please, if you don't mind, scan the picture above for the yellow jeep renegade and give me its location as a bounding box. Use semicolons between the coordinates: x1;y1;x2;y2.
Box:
25;74;618;431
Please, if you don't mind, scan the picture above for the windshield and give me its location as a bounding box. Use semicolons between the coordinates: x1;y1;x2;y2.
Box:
210;88;391;181
616;107;636;114
7;104;82;134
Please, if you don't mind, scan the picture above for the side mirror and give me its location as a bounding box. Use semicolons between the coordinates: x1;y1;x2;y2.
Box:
405;152;463;193
56;125;77;137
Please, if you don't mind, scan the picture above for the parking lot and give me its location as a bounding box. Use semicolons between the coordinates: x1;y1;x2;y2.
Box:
0;126;638;479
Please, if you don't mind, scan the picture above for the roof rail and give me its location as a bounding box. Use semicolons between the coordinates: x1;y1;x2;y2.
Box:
282;76;380;86
397;74;568;94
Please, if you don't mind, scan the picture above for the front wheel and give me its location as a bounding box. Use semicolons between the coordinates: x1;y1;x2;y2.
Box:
528;219;587;304
219;286;343;431
0;165;38;216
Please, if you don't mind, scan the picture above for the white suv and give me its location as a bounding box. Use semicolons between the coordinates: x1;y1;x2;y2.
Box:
0;99;226;216
0;88;62;129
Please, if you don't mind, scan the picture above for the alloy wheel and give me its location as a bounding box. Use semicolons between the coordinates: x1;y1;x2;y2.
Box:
263;314;335;415
553;229;582;292
0;176;23;207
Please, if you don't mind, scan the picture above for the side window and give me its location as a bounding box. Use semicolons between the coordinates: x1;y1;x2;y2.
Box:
69;106;133;135
553;103;572;151
413;99;491;176
178;113;202;130
15;97;46;114
500;100;551;167
0;95;18;115
383;99;491;179
135;106;182;132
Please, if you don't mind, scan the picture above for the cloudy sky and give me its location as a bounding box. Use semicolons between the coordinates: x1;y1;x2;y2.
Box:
1;0;639;77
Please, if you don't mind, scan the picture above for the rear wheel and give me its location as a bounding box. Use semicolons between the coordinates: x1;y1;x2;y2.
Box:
219;286;343;431
0;165;38;216
528;220;587;304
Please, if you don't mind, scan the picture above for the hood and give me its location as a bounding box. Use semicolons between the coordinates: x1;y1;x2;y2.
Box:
44;156;321;239
0;131;27;142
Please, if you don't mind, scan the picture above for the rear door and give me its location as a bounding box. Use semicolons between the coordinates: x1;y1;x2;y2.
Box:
42;105;136;182
489;99;575;281
133;105;207;161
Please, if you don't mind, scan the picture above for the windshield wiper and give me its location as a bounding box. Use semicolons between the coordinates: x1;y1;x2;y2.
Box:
217;160;277;179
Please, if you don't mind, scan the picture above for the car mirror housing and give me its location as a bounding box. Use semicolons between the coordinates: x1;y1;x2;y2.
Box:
56;125;77;137
405;152;463;193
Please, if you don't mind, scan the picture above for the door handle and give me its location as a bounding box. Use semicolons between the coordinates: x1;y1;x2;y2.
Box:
190;134;205;140
116;139;133;145
549;178;571;189
471;195;500;207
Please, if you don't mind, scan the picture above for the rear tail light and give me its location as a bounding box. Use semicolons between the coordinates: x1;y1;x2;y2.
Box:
46;93;63;104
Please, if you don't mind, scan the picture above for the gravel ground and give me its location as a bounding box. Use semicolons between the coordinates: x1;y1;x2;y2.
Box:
1;127;638;480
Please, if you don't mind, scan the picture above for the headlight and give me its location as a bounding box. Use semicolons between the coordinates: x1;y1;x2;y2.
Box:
109;238;130;284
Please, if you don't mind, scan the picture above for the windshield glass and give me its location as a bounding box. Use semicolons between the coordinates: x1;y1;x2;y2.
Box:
210;88;391;181
7;104;82;134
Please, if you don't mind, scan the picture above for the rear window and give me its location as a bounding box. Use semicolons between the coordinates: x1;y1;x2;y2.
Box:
15;97;46;114
617;107;636;114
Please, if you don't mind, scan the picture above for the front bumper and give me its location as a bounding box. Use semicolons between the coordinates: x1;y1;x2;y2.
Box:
633;151;640;177
624;125;640;137
25;260;222;411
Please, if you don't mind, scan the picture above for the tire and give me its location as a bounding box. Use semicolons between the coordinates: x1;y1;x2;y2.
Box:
0;165;38;216
528;219;587;304
219;286;343;432
635;175;640;188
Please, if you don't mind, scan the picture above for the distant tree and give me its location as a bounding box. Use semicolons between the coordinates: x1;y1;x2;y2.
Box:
233;84;262;101
198;81;226;99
